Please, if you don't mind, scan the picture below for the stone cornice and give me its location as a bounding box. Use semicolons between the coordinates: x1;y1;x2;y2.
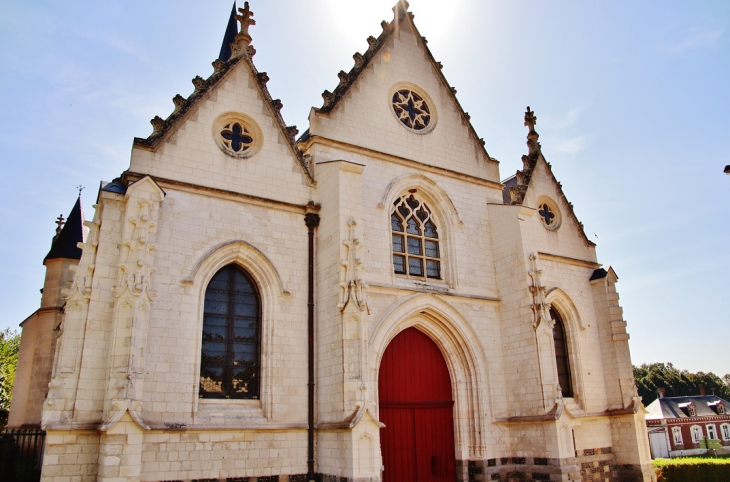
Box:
538;252;601;269
302;135;503;190
123;171;317;215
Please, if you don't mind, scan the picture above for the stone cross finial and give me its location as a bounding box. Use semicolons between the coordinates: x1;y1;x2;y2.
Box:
236;2;256;37
524;106;537;135
230;2;256;58
55;214;65;238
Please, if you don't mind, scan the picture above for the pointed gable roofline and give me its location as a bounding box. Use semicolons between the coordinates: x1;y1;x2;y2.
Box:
313;1;495;164
505;107;595;247
132;45;314;184
45;196;84;262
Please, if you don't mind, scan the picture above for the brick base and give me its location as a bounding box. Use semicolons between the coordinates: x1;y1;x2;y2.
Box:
455;448;654;482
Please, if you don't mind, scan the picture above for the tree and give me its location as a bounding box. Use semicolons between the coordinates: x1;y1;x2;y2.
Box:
634;362;730;407
0;328;20;429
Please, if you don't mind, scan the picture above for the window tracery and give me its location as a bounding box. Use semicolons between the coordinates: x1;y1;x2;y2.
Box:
220;122;254;153
392;89;431;131
199;264;261;399
391;194;440;279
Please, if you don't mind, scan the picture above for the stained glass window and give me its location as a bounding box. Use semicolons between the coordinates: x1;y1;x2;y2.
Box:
220;122;254;153
391;194;441;279
551;308;573;398
200;265;260;399
392;89;431;131
539;203;555;226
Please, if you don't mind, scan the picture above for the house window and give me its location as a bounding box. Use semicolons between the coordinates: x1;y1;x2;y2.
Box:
690;425;703;444
688;404;696;416
721;423;730;441
718;404;726;415
199;264;261;399
672;427;683;445
550;307;573;398
391;194;441;279
707;424;718;441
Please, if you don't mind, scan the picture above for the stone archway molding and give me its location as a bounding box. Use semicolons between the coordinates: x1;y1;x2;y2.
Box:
181;239;290;297
371;292;489;458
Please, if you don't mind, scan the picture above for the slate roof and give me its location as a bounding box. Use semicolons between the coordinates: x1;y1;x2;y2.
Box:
312;1;494;164
45;196;84;262
645;395;730;420
502;175;517;204
132;47;313;183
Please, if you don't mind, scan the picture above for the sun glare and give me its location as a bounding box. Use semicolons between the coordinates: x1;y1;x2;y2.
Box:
324;0;464;48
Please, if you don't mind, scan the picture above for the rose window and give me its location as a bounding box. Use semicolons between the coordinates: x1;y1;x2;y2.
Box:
392;89;431;131
391;194;441;279
220;122;254;153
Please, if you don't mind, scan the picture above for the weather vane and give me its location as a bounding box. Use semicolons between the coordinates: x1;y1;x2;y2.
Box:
77;185;85;196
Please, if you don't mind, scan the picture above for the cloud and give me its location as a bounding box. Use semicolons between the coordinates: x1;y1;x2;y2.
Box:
554;135;590;154
667;28;723;54
546;106;587;130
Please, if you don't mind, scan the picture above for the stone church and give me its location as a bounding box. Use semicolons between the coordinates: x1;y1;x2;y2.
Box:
8;1;655;481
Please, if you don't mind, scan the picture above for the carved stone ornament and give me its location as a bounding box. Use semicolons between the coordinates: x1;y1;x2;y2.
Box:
230;2;256;58
339;219;369;314
150;116;165;135
528;253;553;330
113;201;158;301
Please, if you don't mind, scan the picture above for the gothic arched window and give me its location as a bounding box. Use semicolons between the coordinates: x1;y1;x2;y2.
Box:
199;264;261;399
391;194;441;279
551;307;573;398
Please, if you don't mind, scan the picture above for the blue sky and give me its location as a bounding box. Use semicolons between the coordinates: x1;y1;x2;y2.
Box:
1;1;728;375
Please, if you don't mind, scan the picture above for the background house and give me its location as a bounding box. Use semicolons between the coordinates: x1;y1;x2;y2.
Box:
645;390;730;458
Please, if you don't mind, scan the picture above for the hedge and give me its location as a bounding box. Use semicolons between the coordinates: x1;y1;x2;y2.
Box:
654;457;730;482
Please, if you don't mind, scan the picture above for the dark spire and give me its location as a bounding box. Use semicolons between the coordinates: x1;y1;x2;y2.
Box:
45;196;84;262
218;2;239;62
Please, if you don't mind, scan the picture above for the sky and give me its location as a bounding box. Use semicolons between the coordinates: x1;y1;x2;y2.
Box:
1;0;728;375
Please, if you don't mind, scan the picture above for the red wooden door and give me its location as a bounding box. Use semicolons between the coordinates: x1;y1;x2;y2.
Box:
379;327;456;482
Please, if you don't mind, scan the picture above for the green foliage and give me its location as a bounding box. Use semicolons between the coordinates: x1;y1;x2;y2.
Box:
653;457;730;482
633;362;730;406
0;328;21;429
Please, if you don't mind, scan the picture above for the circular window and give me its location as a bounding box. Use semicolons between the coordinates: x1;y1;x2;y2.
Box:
389;83;437;133
212;112;263;158
537;197;561;230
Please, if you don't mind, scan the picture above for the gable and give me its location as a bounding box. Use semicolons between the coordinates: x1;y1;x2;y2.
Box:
307;4;499;183
128;52;313;206
504;109;595;249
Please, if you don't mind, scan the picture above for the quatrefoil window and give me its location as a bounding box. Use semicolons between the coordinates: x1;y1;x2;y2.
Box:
221;123;254;153
392;88;433;132
537;197;561;230
539;204;555;225
212;112;263;159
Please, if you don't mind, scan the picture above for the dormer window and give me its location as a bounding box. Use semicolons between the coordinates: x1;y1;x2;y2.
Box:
679;402;696;417
708;400;726;415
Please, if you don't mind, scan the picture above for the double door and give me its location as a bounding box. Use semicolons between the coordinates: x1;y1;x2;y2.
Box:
379;327;456;482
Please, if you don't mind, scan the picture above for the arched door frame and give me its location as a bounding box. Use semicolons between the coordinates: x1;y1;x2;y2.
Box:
371;293;490;459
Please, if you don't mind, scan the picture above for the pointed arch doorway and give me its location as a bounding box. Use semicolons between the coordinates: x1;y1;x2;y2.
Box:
378;327;456;482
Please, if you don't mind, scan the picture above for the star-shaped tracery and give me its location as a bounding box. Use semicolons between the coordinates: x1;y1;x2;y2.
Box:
220;123;254;153
392;89;431;131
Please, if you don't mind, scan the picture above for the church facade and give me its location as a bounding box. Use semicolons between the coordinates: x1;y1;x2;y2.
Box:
9;2;655;481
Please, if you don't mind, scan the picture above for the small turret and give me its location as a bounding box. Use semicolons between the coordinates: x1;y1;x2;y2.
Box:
44;196;84;263
7;194;86;428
